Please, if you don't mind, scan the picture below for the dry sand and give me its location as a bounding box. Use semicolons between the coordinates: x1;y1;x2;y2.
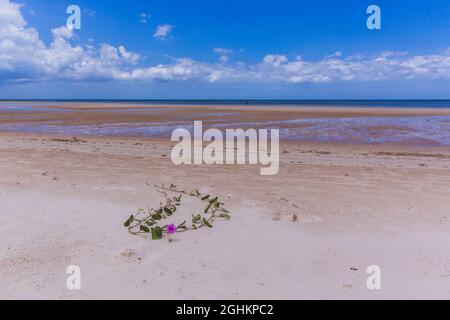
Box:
0;132;449;299
1;104;450;299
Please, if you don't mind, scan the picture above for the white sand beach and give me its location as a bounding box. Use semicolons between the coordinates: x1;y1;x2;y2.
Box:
1;109;450;299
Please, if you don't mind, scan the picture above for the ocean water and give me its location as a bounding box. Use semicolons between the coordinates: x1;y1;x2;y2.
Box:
2;99;450;108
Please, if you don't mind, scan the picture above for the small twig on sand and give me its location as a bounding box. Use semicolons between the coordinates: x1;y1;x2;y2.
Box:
50;137;87;143
280;197;299;209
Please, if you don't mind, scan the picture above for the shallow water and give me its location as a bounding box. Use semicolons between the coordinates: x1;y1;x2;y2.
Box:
1;115;450;146
280;116;450;145
0;102;62;112
1;102;450;146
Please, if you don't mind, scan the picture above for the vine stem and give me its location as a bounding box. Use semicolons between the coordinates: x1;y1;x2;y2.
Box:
125;184;230;239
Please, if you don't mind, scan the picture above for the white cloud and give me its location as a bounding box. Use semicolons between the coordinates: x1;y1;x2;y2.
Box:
118;46;140;64
51;25;74;39
0;0;141;82
219;55;230;63
213;48;233;56
100;44;119;60
263;54;289;67
0;0;449;85
139;13;151;24
213;47;233;62
153;24;174;40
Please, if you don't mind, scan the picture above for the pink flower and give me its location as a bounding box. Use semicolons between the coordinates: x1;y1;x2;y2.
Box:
167;224;177;235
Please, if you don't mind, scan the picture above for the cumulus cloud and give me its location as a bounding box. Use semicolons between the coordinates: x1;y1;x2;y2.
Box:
263;54;289;67
153;24;174;40
256;51;450;83
214;47;233;62
0;0;449;85
51;25;74;39
118;46;140;64
0;0;141;82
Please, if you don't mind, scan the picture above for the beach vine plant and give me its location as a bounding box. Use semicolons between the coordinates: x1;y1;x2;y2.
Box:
123;184;231;241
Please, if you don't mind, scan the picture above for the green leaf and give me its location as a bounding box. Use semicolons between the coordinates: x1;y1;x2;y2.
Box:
210;197;218;204
203;218;213;228
192;214;202;224
124;215;134;227
145;220;156;226
151;226;163;240
125;185;232;239
219;213;231;220
152;213;162;220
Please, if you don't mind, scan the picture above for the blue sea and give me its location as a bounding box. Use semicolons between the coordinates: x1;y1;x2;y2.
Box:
2;99;450;108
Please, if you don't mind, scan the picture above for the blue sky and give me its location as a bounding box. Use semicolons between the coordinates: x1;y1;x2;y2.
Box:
0;0;449;99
